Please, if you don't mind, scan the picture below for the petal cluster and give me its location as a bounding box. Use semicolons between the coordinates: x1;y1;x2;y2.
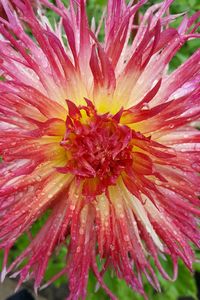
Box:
0;0;200;299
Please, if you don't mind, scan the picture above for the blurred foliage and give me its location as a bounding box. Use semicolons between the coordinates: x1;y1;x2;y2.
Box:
87;261;197;300
0;0;200;299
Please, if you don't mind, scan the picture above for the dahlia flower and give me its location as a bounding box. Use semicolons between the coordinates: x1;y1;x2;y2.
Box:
0;0;200;299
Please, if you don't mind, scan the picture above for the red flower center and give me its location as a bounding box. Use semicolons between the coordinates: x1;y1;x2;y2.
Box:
58;100;133;196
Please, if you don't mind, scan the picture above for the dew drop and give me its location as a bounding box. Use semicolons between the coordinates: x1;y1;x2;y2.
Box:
110;245;115;251
124;235;129;242
94;225;99;231
141;103;150;111
155;179;161;186
28;186;34;193
35;175;42;182
76;246;81;253
70;204;75;211
105;221;109;227
79;228;84;235
192;162;200;170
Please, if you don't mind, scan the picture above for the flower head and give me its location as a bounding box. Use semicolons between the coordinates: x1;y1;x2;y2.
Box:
0;0;200;299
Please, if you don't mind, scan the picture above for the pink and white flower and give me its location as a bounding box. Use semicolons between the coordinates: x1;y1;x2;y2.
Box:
0;0;200;299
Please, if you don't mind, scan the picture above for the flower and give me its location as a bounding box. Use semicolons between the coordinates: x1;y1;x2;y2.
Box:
0;0;200;299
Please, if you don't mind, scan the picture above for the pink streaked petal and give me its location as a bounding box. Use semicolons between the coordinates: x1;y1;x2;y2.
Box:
105;0;147;69
89;37;116;112
152;49;200;106
0;173;72;251
1;137;65;162
157;126;200;145
0;0;83;106
0;81;67;119
109;184;162;292
0;159;42;188
144;198;195;270
6;184;74;291
123;89;200;135
125;35;183;108
66;203;95;300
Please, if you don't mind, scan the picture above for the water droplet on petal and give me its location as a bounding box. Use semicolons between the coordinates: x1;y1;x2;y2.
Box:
192;162;200;170
79;228;84;235
70;204;75;210
141;103;150;111
105;221;109;227
110;244;115;251
155;179;161;186
35;175;42;182
124;235;129;242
